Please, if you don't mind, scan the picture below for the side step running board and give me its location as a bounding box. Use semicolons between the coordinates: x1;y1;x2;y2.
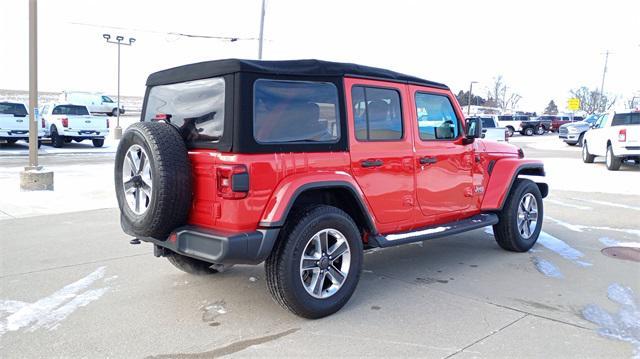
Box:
370;213;498;248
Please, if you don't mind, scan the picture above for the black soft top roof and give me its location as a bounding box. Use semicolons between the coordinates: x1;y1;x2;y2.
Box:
146;59;448;89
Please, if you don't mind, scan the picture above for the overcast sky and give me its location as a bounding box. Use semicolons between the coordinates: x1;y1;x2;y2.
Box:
1;0;639;112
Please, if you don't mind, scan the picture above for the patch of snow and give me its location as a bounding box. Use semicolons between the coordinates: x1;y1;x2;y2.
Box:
537;231;592;267
545;199;591;210
572;199;640;212
0;267;109;336
483;226;494;235
531;257;563;278
546;216;585;232
582;283;640;358
546;217;640;238
0;163;117;219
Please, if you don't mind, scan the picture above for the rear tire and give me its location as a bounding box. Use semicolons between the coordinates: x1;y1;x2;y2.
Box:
92;139;104;148
493;179;543;252
582;141;595;163
265;205;363;319
50;126;64;148
524;127;534;136
166;252;219;275
606;145;622;171
506;127;514;137
536;126;545;135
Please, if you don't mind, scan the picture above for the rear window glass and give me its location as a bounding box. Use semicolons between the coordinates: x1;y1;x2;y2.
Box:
0;103;28;117
253;80;339;143
498;115;513;121
144;77;225;144
612;113;640;126
52;105;89;115
352;86;403;141
481;118;495;128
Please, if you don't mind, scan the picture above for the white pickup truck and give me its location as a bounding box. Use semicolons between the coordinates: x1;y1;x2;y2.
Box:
40;103;109;148
468;116;508;142
582;110;640;170
0;101;44;147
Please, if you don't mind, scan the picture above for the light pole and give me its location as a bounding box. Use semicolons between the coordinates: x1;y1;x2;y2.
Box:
467;81;478;116
103;34;135;139
258;0;266;59
20;0;53;190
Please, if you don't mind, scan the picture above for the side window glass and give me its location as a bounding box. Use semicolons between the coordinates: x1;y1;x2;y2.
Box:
351;86;402;141
415;93;460;140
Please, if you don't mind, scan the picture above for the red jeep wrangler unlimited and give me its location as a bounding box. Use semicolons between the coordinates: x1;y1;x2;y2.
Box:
115;59;548;318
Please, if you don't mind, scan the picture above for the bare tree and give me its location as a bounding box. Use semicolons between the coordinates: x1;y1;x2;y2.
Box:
569;86;616;114
487;76;522;112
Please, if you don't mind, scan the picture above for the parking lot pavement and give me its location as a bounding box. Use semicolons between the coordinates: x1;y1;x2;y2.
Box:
1;135;639;358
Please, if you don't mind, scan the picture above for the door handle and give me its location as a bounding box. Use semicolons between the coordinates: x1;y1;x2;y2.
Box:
419;156;437;165
361;159;383;168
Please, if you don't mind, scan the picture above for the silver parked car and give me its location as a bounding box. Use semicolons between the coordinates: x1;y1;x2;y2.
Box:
558;114;601;146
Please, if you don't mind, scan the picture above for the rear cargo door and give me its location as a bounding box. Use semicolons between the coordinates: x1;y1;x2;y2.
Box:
0;103;29;133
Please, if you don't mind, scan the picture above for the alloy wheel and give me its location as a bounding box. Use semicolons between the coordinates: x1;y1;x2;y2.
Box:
299;228;351;299
517;193;538;239
122;144;152;215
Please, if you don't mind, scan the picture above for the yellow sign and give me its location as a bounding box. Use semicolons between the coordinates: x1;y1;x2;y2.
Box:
567;98;580;111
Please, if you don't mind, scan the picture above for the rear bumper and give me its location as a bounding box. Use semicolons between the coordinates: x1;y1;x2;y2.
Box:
613;144;640;157
60;129;109;138
0;130;43;139
135;225;280;265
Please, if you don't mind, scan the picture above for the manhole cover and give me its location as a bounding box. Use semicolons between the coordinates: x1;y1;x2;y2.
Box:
601;247;640;262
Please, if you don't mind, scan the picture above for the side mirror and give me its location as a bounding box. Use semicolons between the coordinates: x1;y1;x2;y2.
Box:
464;118;482;143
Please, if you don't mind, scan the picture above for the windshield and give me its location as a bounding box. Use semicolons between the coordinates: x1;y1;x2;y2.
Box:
52;105;89;115
584;115;599;124
144;77;225;145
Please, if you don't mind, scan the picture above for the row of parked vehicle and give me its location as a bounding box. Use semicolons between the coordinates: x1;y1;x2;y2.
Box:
558;110;640;171
465;114;586;140
0;92;119;148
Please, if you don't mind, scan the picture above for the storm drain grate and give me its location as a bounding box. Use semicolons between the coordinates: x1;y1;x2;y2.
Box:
601;247;640;262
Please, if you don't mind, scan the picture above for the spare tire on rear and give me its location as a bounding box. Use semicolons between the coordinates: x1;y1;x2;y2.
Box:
114;122;192;239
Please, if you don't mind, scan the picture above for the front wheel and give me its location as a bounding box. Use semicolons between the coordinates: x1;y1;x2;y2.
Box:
493;179;543;252
506;127;514;137
265;205;363;319
582;142;595;163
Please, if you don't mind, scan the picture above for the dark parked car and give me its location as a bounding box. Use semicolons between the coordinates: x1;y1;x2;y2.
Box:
558;114;601;146
519;117;552;136
538;115;584;132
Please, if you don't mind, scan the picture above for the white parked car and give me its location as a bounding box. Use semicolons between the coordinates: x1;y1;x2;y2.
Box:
0;101;44;147
59;91;124;116
582;110;640;170
40;103;110;148
497;115;530;137
467;116;508;142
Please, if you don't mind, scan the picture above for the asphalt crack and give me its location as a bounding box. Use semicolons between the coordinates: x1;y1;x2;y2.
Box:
147;328;300;358
442;314;528;358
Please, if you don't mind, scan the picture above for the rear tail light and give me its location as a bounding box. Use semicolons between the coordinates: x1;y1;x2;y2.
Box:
217;165;249;199
61;117;68;128
154;113;172;122
41;118;45;128
618;129;626;142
